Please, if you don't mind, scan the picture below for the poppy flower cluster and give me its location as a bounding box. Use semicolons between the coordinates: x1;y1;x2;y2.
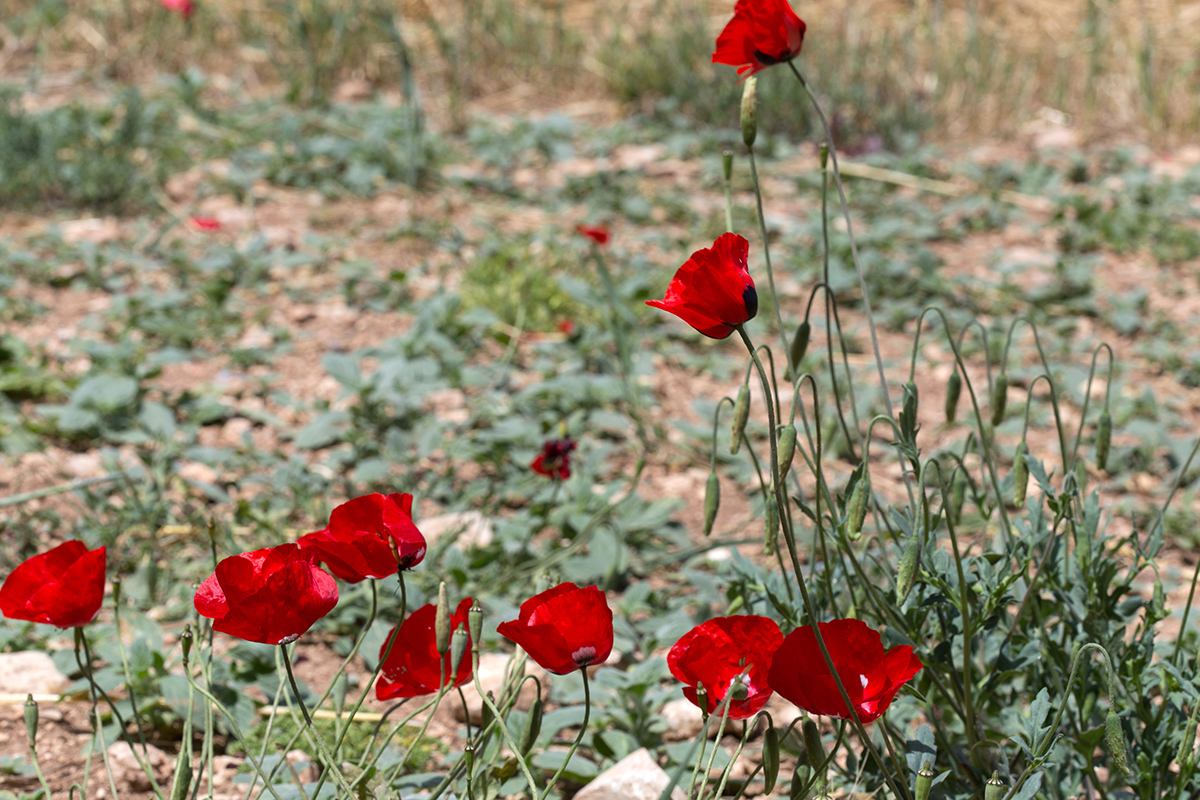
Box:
669;616;921;724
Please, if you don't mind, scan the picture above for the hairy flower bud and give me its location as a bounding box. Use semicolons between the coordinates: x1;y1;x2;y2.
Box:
819;142;829;171
451;626;469;677
1013;441;1029;507
845;468;871;541
950;471;967;525
180;625;193;665
790;321;811;371
519;696;543;755
741;76;758;148
468;603;484;650
763;725;780;794
778;425;797;482
704;471;721;537
24;695;37;746
1106;709;1130;776
991;372;1008;426
945;371;962;423
731;384;751;455
802;718;825;771
1096;410;1112;472
722;149;734;182
435;582;452;656
895;535;921;604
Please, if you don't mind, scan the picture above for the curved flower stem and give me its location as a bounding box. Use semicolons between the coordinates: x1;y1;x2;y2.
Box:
787;61;916;514
735;325;910;800
112;587;166;800
309;574;406;799
474;652;542;797
281;647;358;798
696;694;735;800
747;145;794;379
94;706;122;800
26;709;54;800
182;659;288;800
539;668;591;799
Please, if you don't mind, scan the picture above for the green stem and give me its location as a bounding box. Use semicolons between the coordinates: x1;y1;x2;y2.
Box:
113;587;166;800
281;647;359;798
27;721;54;800
735;325;910;800
540;668;591;799
473;653;542;796
746;145;795;380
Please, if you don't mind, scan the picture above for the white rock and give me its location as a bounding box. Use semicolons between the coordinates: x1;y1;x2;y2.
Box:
419;510;495;549
452;652;550;724
0;651;69;695
107;741;171;792
573;748;687;800
660;697;705;742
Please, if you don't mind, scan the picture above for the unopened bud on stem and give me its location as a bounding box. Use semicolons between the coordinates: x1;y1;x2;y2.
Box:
730;384;751;455
741;76;758;148
24;695;38;746
435;582;452;656
703;471;720;537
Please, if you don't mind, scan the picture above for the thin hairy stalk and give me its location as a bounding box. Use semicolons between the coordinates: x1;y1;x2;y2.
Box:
736;325;910;800
1068;343;1114;468
540;669;591;799
746;145;796;379
26;708;54;800
788;62;916;511
112;588;166;800
473;651;541;796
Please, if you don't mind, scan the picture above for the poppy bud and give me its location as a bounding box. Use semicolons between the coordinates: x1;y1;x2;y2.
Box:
169;753;192;800
819;142;829;170
464;744;476;775
1106;709;1130;776
731;384;751;455
741;76;758;148
435;582;452;656
764;490;778;556
945;371;962;423
695;685;708;716
845;468;871;541
903;380;919;426
743;727;771;792
778;424;797;482
991;372;1008;426
723;149;734;182
790;322;811;374
802;717;825;771
1152;579;1166;620
112;576;123;604
1013;441;1029;507
704;471;721;537
24;695;37;746
468;603;484;651
950;471;966;525
451;626;469;676
331;673;347;715
915;761;934;800
727;594;745;615
180;626;193;665
895;535;921;604
519;696;543;756
984;771;1005;800
1096;410;1111;472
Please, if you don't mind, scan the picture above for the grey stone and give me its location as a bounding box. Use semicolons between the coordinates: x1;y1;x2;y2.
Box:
0;651;69;695
573;748;687;800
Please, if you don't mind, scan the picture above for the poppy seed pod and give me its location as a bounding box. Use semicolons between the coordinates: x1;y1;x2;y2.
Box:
802;718;824;771
778;424;797;482
945;371;962;423
451;626;469;676
984;771;1005;800
704;471;721;537
1013;441;1029;507
991;372;1008;426
1106;709;1130;776
24;695;37;746
435;582;451;656
895;534;921;604
915;761;934;800
789;321;811;373
741;76;758;147
1096;410;1112;472
763;726;781;793
468;603;483;645
731;384;751;454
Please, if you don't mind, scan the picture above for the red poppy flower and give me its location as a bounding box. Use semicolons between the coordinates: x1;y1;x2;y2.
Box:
0;541;106;629
161;0;195;20
668;615;782;719
712;0;807;78
190;216;220;230
531;437;577;480
646;233;757;340
301;493;426;581
767;619;922;723
194;544;338;645
497;582;613;675
557;320;576;335
376;598;474;700
577;225;610;246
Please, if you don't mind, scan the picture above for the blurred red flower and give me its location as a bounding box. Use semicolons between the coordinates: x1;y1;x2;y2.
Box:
497;582;613;675
194;544;338;645
190;216;220;230
668;615;782;719
300;493;426;582
712;0;807;78
646;232;757;339
376;598;474;699
531;437;577;480
0;541;106;628
557;320;576;335
767;618;921;723
576;225;610;246
161;0;195;20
